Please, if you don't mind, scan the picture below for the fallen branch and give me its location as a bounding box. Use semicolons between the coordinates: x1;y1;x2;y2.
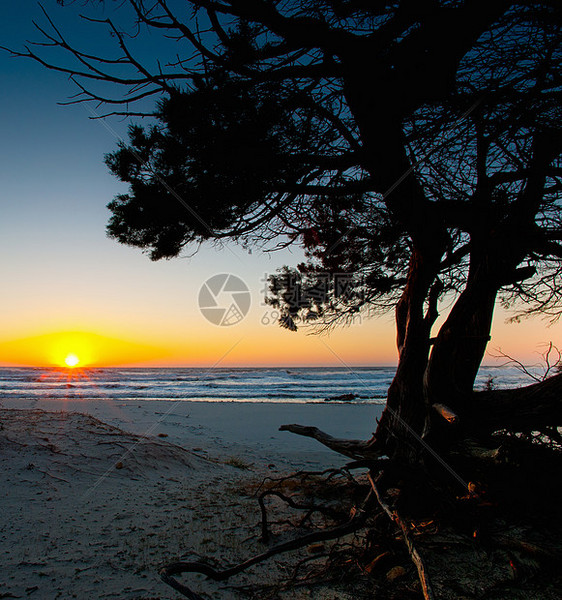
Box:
160;489;376;599
368;473;436;600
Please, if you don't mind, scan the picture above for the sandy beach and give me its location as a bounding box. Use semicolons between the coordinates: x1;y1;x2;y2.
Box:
0;399;381;599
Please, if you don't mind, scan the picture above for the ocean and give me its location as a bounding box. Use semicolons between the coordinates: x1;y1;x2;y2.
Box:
0;366;533;403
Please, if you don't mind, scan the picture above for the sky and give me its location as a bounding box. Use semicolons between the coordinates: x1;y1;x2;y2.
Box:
0;1;560;369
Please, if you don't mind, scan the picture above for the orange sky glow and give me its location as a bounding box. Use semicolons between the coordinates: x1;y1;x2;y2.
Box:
0;331;170;368
0;4;561;372
0;304;559;369
0;322;397;368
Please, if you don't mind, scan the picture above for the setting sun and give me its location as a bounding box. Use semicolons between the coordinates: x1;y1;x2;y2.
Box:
64;354;80;368
0;331;172;368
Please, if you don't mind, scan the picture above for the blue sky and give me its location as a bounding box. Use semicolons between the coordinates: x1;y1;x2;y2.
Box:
0;1;559;367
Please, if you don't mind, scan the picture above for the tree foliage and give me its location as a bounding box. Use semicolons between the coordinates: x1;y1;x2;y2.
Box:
8;9;562;597
18;1;558;325
8;0;562;453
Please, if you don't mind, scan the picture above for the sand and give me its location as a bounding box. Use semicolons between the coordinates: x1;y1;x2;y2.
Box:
0;399;381;599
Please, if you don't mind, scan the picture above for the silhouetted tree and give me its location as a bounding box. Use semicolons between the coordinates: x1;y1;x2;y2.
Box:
10;0;562;462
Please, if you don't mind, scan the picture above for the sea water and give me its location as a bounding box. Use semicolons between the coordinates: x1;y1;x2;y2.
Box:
0;366;534;403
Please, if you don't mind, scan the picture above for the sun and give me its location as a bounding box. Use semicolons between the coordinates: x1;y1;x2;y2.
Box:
64;354;80;368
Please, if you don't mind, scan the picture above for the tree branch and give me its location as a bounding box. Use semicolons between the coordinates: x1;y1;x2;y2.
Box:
279;424;380;460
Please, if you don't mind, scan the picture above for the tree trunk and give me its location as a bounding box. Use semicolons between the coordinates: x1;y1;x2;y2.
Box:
424;227;532;433
424;277;498;414
470;372;562;435
375;249;442;461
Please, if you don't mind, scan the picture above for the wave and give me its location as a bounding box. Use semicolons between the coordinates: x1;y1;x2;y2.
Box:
0;365;533;404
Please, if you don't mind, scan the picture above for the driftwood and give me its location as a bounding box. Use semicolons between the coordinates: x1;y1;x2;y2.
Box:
279;424;381;460
368;473;436;600
160;489;376;599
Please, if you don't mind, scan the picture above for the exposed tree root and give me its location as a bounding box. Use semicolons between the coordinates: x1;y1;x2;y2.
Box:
160;398;562;599
160;486;376;599
367;472;436;600
253;463;371;496
258;489;341;542
160;443;562;599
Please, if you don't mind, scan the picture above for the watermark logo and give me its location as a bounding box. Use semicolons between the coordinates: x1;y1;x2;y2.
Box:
199;274;251;326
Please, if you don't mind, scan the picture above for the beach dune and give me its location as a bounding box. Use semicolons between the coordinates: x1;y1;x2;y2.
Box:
0;399;379;599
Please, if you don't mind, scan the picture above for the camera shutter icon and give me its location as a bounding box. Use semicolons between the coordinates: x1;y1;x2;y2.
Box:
199;274;251;326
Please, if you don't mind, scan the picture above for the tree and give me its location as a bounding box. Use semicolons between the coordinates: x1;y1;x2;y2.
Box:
10;0;562;463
